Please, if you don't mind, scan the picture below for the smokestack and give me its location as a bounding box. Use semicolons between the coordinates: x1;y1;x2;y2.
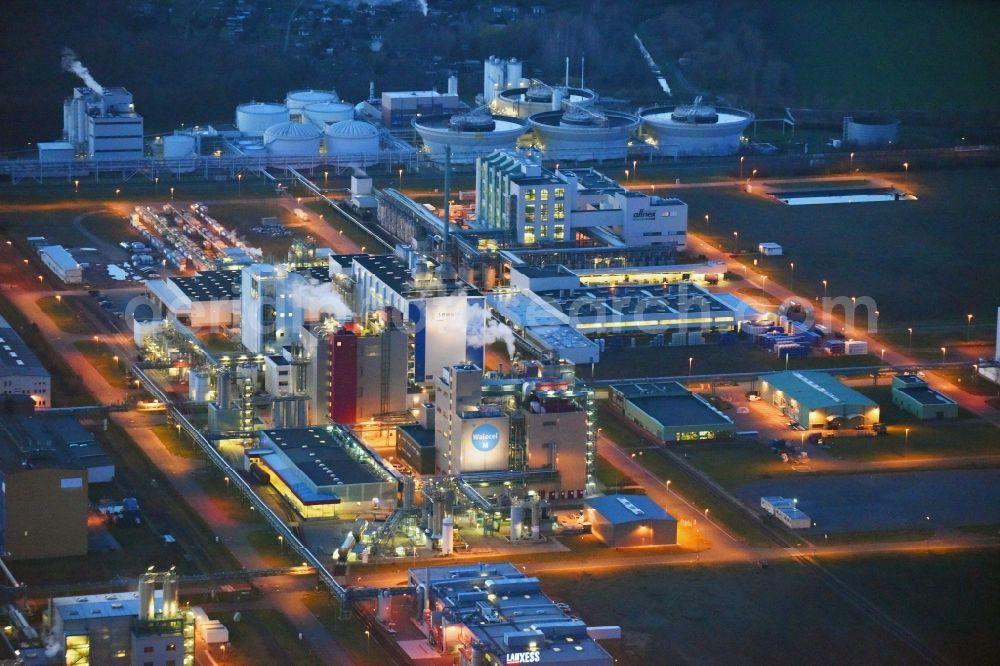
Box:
61;48;104;95
369;81;375;102
565;57;570;87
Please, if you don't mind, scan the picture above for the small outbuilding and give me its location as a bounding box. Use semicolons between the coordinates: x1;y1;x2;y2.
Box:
584;494;677;547
758;242;783;256
891;375;958;420
758;371;880;429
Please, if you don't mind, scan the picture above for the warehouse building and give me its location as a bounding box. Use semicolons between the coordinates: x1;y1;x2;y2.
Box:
0;414;114;483
891;374;958;420
145;269;242;328
610;381;735;442
585;494;678;547
248;426;398;519
408;562;615;665
38;244;83;283
758;371;880;429
0;315;51;409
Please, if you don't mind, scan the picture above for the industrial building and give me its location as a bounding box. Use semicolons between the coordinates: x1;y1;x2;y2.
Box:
758;371;880;429
476;150;688;248
382;87;464;130
0;414;114;483
63;86;144;160
0;314;51;408
584;494;678;547
38;244;83;283
248;426;398;519
609;382;736;443
761;496;812;529
396;421;437;474
408;562;615;665
640;98;753;157
48;571;195;666
891;374;958;420
240;264;306;354
482;55;526;104
330;252;485;384
0;423;88;560
432;363;593;496
145;270;242;328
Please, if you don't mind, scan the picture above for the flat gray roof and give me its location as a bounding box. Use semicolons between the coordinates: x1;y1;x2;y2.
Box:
628;393;733;427
899;386;957;406
0;316;49;377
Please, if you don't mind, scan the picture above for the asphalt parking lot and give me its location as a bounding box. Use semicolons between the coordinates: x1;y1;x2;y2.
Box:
735;468;1000;532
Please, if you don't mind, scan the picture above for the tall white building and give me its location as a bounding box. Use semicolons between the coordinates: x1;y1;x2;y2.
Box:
63;87;144;160
475;150;687;248
240;264;305;354
434;364;510;475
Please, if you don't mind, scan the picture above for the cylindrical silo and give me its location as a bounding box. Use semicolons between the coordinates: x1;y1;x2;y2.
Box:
163;134;197;174
510;500;524;541
286;89;339;121
236;102;290;136
506;58;522;89
441;515;454;555
303;101;354;128
264;121;322;167
324;119;380;166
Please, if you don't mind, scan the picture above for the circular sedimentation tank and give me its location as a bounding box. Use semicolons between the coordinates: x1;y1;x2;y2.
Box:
413;108;529;164
528;108;640;162
495;85;597;119
640;101;753;156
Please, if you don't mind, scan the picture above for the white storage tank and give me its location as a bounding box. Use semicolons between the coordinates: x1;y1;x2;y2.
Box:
304;101;355;128
324;119;380;166
843;115;899;147
286;89;339;120
163;134;197;173
264;121;322;167
236;102;289;136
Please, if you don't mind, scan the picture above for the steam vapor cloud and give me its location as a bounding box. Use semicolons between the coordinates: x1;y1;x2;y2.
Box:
292;280;353;322
61;47;104;94
466;302;516;358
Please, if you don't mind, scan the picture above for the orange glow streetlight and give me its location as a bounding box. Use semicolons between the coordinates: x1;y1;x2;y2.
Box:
967;313;974;340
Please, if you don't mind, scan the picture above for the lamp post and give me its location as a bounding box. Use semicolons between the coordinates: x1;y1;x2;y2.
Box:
398;168;403;189
170;186;175;200
903;162;909;180
880;348;885;364
822;279;828;300
704;213;709;227
739;155;744;179
967;313;973;340
324;170;329;188
278;534;284;554
732;231;738;253
789;262;794;290
625;169;630;182
905;427;910;456
74;179;80;194
688;356;693;376
632;160;637;178
237;173;242;197
849;152;854;173
908;327;913;350
940;347;946;363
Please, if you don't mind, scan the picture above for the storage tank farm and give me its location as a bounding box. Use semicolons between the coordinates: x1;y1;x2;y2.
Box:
285;89;339;122
161;134;197;173
303;100;355;128
324;119;380;166
262;120;322;167
236;102;290;135
640;97;754;156
412;106;529;164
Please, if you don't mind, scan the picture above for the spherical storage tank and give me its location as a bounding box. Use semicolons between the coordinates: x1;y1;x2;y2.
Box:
286;89;339;120
640;99;753;157
843;115;899;147
304;101;355;128
324;120;380;166
529;108;640;162
162;134;197;173
236;102;290;136
413;107;529;164
263;121;322;167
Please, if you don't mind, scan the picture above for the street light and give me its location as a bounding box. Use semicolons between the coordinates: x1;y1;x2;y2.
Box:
849;152;854;172
732;231;739;253
739;155;745;179
908;327;913;350
880;348;885;363
170;186;175;199
365;629;371;657
967;313;974;340
324;170;329;188
903;162;909;179
625;169;630;182
154;176;159;195
74;179;80;193
789;262;795;290
398;168;404;189
905;427;910;454
822;279;828;300
278;535;284;553
237;173;242;197
115;188;121;198
688;356;693;376
704;213;709;227
940;346;946;362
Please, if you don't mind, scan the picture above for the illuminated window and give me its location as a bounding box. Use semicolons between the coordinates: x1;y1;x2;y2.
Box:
554;203;565;220
540;189;549;201
554;224;565;241
524;189;536;201
524;205;535;222
540;225;548;238
523;225;536;244
554;187;565;199
540;206;548;221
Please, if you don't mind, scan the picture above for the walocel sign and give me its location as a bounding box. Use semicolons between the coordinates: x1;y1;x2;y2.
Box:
471;423;501;452
506;651;542;664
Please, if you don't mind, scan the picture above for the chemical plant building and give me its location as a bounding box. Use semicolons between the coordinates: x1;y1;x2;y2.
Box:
408;562;615;666
63;86;144;160
330;252;486;384
584;494;678;547
758;371;880;429
145;269;242;328
891;374;958;420
0;314;51;408
609;382;736;443
476;150;688;248
47;571;194;666
247;426;398;519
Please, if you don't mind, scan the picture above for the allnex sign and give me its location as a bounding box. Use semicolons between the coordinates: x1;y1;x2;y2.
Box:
471;423;501;452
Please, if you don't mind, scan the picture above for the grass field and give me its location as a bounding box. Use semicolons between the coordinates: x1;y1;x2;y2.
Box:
684;167;1000;327
543;549;1000;665
37;295;89;334
771;0;1000;113
74;339;128;390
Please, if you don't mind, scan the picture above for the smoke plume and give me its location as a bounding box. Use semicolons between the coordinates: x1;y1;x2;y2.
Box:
61;47;104;94
292;280;353;322
466;302;516;358
416;0;428;16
